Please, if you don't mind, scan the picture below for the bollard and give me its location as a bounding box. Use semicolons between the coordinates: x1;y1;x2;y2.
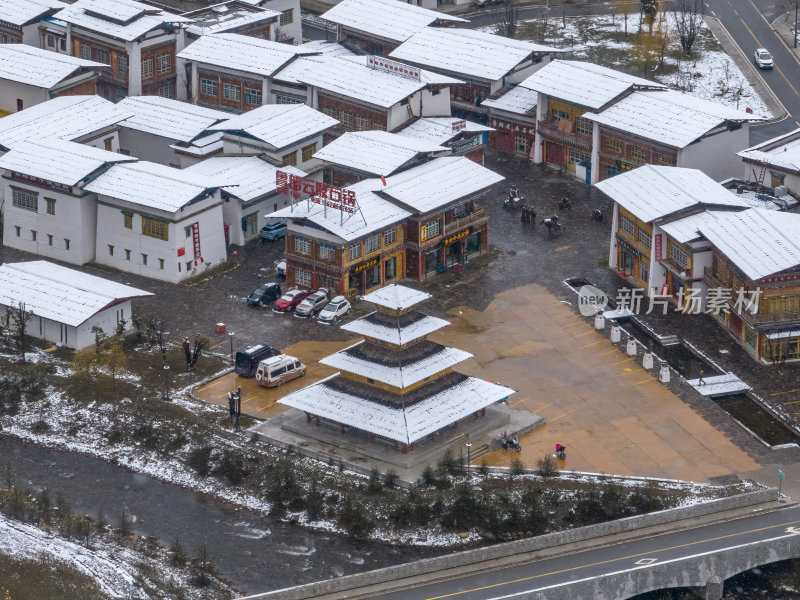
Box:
626;338;637;356
610;324;621;343
594;314;606;330
659;364;671;383
642;352;654;369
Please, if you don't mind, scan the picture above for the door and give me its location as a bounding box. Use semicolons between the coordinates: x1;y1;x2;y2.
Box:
243;212;258;239
545;141;565;167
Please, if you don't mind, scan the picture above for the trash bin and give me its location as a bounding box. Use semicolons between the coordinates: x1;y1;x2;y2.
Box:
216;323;226;334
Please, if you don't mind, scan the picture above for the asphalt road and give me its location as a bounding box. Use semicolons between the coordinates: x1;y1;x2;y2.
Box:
365;506;800;600
707;0;800;143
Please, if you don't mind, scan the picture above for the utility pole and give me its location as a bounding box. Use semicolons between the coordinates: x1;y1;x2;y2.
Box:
795;1;798;49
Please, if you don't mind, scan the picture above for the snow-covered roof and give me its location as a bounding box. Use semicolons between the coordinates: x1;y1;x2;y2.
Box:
184;156;304;202
595;165;748;223
0;139;132;187
297;40;356;57
0;44;105;89
183;3;280;36
585;89;762;148
390;28;559;82
519;60;665;110
85;161;219;212
169;131;225;157
0;95;132;151
320;0;466;44
737;128;800;173
0;0;65;26
117;96;230;143
209;104;338;150
361;284;431;311
274;54;427;108
481;85;538;116
380;156;504;214
312;130;445;176
321;340;472;389
341;311;450;345
397;117;493;146
696;208;800;281
278;375;513;445
57;0;191;42
657;211;717;244
177;33;314;77
269;188;410;242
0;261;152;328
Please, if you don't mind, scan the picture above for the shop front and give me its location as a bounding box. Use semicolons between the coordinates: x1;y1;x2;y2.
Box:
348;251;403;295
616;236;639;277
442;229;469;267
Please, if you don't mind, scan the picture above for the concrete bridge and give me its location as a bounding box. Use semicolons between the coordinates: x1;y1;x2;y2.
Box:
239;489;800;600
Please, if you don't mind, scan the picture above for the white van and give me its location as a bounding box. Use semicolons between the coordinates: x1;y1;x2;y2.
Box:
255;354;306;388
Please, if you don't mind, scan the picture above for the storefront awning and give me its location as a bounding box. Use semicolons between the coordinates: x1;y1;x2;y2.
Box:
766;329;800;340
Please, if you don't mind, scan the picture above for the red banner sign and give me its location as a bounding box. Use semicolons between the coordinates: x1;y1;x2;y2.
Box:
276;171;356;214
451;120;466;134
366;56;420;81
654;233;662;262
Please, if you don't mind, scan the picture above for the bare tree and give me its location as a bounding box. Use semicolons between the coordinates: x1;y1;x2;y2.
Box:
615;0;633;37
671;0;705;56
7;301;32;362
495;0;520;39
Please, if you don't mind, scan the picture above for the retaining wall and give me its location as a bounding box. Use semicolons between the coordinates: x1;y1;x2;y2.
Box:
238;488;778;600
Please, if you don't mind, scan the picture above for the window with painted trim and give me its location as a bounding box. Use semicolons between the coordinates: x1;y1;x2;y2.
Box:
123;213;133;229
46;198;55;215
630;145;648;162
657;154;676;166
365;234;380;254
142;217;168;241
574;116;593;136
619;213;635;236
277;94;304;104
80;43;90;60
670;243;688;268
280;8;293;24
245;87;262;105
425;218;440;239
384;228;397;246
118;54;128;75
605;137;622;153
340;110;352;129
568;147;590;165
159;82;175;99
637;227;652;249
294;237;310;255
371;121;385;130
638;260;649;284
125;249;131;261
47;234;53;246
141;57;154;78
319;245;335;260
282;151;297;166
355;114;369;130
301;143;317;162
349;244;362;261
295;267;311;286
223;83;240;101
95;48;109;64
156;52;171;74
200;78;218;96
64;238;70;250
12;189;37;211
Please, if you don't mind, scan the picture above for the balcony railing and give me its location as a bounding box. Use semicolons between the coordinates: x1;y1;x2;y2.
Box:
704;267;800;327
536;118;592;150
452;99;489;115
444;207;487;235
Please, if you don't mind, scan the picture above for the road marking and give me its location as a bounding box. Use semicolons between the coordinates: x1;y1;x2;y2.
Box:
511;397;530;407
574;329;596;337
773;388;800;397
554;245;571;252
634;558;658;565
739;18;800;98
782;399;800;405
196;379;227;392
634;377;656;386
787;526;800;534
562;322;585;329
597;349;619;357
242;395;257;403
422;518;800;600
549;410;574;423
581;340;606;349
208;339;230;350
530;403;552;413
610;357;633;366
257;400;281;412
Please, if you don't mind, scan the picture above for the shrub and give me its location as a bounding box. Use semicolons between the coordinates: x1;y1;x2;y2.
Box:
338;496;374;538
421;465;437;486
186;445;213;477
536;454;559;477
212;450;246;485
305;483;325;521
509;458;525;479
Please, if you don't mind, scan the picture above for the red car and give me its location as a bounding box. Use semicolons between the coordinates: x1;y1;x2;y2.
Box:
272;289;310;313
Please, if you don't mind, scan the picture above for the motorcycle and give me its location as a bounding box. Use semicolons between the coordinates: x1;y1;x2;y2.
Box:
555;444;566;460
501;434;521;452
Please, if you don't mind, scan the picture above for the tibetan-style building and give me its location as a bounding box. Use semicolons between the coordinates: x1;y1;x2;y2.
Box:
277;284;514;452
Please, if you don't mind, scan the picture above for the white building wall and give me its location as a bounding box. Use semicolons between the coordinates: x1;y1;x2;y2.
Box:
22;24;41;46
388;101;413;131
74;126;121;152
504;55;553;87
677;124;750;182
608;202;619;269
118;128;177;166
260;0;302;44
420;87;451;118
532;93;548;164
0;81;49;113
94;193;227;283
2;183;97;265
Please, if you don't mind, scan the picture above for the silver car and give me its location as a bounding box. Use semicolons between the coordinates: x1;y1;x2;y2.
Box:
294;288;329;318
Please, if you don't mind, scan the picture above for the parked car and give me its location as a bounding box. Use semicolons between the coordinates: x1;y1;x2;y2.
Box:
754;48;774;69
247;282;281;306
318;296;351;324
260;221;287;241
275;259;286;278
235;344;279;377
255;354;306;387
273;289;310;312
295;288;329;318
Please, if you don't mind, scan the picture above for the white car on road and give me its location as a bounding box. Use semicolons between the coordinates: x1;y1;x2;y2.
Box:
754;48;774;70
318;296;351;324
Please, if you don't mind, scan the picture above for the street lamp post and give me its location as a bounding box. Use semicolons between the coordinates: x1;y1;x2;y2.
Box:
795;1;798;49
465;442;472;473
228;331;235;366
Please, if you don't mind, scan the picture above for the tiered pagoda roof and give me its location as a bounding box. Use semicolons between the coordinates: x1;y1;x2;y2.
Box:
278;284;514;446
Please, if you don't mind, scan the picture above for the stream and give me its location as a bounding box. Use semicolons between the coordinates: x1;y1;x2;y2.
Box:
0;435;446;595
